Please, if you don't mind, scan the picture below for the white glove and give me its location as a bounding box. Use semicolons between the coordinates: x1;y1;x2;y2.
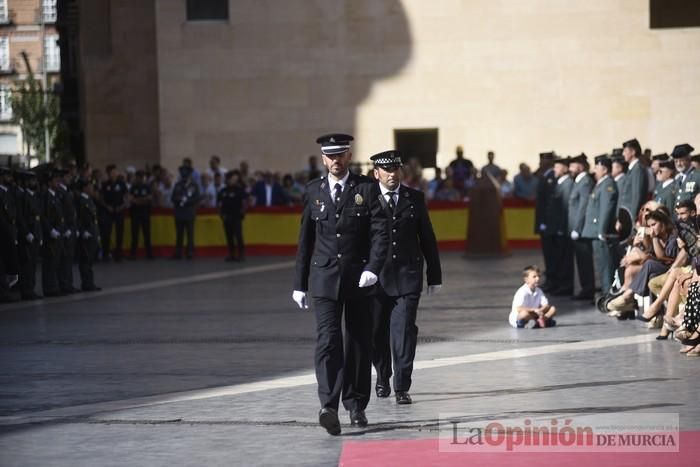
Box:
83;231;92;239
598;234;605;241
292;290;308;309
358;270;378;288
26;233;34;243
64;229;72;238
50;228;60;239
570;231;579;241
427;284;442;296
539;224;546;232
7;274;18;288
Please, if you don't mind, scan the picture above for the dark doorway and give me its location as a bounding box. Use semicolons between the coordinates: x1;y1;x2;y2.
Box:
394;129;438;168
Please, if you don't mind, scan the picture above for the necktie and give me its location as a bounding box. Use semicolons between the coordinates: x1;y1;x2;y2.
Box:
387;191;396;211
333;183;342;205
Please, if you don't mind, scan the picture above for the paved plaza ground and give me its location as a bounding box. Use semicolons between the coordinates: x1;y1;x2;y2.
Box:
1;251;698;466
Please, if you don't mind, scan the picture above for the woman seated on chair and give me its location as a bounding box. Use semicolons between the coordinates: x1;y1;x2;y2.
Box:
607;208;679;319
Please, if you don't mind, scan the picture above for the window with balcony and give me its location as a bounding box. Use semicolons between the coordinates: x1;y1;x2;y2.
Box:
44;35;60;72
0;0;8;24
43;0;57;23
0;85;12;120
0;37;9;72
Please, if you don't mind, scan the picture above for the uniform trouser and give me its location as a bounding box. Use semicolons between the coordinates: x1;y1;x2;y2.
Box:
573;238;595;295
41;239;62;295
223;216;244;258
371;292;420;392
101;211;124;259
19;242;39;296
78;239;97;289
540;234;556;285
593;238;616;295
314;295;372;412
130;213;152;257
174;219;194;258
552;235;574;292
58;234;76;292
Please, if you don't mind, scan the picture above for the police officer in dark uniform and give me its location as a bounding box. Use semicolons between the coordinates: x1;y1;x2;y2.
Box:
171;165;200;259
76;179;101;291
41;169;65;297
217;170;246;262
16;170;42;300
534;152;557;291
292;133;388;435
544;156;574;295
128;170;153;259
99;165;128;261
369;150;441;405
57;170;78;294
0;166;19;302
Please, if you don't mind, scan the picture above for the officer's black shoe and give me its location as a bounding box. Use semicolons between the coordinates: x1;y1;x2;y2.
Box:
318;408;341;436
82;286;102;292
395;391;412;405
61;287;79;295
349;409;368;427
0;295;20;303
43;291;63;298
375;384;391;398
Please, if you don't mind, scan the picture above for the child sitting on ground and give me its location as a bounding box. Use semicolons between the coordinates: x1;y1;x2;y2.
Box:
509;265;557;328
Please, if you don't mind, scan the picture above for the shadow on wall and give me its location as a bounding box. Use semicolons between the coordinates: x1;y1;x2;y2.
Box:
158;0;413;167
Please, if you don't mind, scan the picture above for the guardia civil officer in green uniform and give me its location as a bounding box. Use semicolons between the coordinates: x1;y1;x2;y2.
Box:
568;154;595;300
534;152;557;291
617;138;647;221
582;155;618;295
654;160;677;214
673;144;698;204
76;179;101;292
0;166;19;303
292;133;388;436
369;150;441;405
544;156;574;295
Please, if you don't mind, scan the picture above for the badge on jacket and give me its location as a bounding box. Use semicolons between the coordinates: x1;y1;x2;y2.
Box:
355;194;363;205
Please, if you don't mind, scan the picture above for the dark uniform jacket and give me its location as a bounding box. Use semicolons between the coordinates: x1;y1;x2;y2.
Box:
568;173;594;235
129;183;152;216
654;180;678;214
77;193;99;239
217;185;246;219
171;180;200;221
0;185;19;272
544;175;574;236
58;184;77;233
41;189;65;240
582;176;618;239
101;179;128;209
534;168;556;234
376;186;441;297
294;172;388;300
23;188;42;244
617;161;647;218
14;187;28;244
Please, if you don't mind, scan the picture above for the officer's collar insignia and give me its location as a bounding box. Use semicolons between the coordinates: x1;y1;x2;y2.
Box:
403;191;409;197
320;182;326;189
355;193;364;205
607;186;613;192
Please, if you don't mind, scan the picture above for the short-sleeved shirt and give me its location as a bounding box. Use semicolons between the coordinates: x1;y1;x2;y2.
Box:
509;284;548;328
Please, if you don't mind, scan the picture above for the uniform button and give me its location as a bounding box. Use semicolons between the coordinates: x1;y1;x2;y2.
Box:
362;259;367;263
392;229;397;233
336;233;341;238
392;216;396;220
337;253;342;258
357;213;360;216
336;214;340;218
392;254;397;259
392;241;396;246
593;219;597;223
